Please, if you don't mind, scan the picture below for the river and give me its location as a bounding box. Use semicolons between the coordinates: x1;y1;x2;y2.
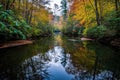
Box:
0;34;120;80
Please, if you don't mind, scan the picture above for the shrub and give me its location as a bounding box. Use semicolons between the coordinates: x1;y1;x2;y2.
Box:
104;10;120;36
31;27;42;37
108;17;120;36
62;19;85;36
0;5;31;42
31;22;54;37
83;25;107;39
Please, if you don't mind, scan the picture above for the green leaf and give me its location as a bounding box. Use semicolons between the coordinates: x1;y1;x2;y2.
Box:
0;22;6;29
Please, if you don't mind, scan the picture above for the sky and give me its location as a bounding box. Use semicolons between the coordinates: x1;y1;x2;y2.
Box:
45;0;62;16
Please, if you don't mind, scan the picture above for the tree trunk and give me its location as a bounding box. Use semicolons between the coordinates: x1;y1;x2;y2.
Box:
6;0;10;10
25;0;29;23
94;0;100;26
115;0;119;11
98;0;103;25
10;0;16;9
18;0;21;10
115;0;119;17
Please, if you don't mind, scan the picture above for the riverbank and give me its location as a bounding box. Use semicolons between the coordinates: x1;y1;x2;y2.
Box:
99;37;120;49
0;33;53;49
64;34;120;49
0;40;33;49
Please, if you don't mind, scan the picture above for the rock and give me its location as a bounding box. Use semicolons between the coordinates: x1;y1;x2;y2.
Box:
81;38;93;41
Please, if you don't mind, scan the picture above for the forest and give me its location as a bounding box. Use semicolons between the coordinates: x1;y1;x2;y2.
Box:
0;0;120;80
0;0;120;47
0;0;53;43
62;0;120;47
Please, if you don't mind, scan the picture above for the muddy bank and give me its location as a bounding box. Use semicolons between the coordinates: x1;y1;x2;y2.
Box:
0;40;33;49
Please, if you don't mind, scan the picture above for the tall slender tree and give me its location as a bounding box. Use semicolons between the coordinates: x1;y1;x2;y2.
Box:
115;0;119;17
94;0;100;26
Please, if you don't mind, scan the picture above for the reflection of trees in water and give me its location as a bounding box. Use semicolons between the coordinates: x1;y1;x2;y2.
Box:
0;36;120;80
61;38;116;80
0;53;50;80
61;52;70;67
20;54;50;80
63;53;114;80
0;37;54;80
32;37;54;53
86;42;120;80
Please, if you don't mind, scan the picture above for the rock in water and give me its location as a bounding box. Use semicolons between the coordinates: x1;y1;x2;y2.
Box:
81;38;93;41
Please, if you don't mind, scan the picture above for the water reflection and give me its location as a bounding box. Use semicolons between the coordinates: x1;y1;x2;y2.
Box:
0;35;120;80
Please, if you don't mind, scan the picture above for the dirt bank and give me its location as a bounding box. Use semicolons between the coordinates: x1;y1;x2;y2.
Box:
0;40;33;49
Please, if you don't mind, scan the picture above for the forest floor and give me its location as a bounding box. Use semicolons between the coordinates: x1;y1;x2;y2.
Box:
0;40;33;49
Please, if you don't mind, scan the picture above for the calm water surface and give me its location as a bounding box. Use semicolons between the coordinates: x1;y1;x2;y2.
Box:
0;34;120;80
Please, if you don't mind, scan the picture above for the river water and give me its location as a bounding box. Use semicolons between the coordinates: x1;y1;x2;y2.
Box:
0;34;120;80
